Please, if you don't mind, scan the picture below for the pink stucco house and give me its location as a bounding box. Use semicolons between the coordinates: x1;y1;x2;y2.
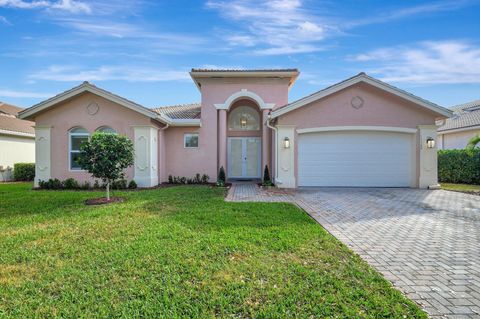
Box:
19;69;452;189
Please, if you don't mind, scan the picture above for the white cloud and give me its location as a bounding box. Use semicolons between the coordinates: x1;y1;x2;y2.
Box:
0;15;11;25
28;65;192;82
0;89;53;98
352;41;480;84
348;0;474;27
0;0;90;13
206;0;331;55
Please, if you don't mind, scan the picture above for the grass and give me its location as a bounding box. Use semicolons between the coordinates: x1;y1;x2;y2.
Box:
441;183;480;194
0;183;426;318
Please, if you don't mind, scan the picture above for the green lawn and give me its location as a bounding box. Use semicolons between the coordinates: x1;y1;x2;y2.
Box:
441;183;480;194
0;183;426;318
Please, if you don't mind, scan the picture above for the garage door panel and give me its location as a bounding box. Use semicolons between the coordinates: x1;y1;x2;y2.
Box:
298;131;413;187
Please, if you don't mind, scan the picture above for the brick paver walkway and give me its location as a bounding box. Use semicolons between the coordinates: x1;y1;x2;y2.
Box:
227;183;480;318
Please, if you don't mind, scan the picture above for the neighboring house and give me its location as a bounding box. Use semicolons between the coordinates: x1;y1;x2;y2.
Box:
437;100;480;149
19;70;452;189
0;102;35;181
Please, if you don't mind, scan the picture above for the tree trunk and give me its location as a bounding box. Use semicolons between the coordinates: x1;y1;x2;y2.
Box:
106;181;110;201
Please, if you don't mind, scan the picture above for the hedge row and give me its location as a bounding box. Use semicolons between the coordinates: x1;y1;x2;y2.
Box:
438;149;480;185
38;178;137;190
13;163;35;181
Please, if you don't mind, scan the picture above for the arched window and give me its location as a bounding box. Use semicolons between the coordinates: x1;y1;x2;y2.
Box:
69;127;89;170
96;126;117;134
228;106;260;131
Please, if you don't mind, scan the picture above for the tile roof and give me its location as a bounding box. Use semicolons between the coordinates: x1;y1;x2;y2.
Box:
0;102;34;136
191;68;298;73
152;103;201;120
0;102;23;116
438;99;480;132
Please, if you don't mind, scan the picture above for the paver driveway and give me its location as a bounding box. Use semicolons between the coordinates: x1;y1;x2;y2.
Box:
227;184;480;318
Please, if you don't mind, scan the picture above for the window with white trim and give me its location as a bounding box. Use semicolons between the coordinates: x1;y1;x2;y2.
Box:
69;127;89;170
96;126;117;134
184;133;199;148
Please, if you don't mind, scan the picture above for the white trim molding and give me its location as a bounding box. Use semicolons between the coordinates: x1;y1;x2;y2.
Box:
271;73;453;119
19;82;160;121
214;89;275;110
297;126;417;134
437;125;480;135
0;129;35;138
34;126;51;187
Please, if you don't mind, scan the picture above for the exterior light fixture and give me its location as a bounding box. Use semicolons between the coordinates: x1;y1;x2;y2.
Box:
240;117;247;128
283;137;290;149
426;137;435;149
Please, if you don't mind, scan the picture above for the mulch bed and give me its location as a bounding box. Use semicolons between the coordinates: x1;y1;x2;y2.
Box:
85;197;125;205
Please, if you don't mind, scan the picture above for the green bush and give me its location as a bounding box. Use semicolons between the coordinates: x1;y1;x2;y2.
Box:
128;180;137;189
13;163;35;181
438;149;480;184
167;174;210;185
63;178;80;189
262;165;273;186
111;179;128;190
38;178;63;190
217;166;226;187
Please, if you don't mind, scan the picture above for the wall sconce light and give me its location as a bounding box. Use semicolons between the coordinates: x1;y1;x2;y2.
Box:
283;137;290;149
240;117;247;128
426;137;435;149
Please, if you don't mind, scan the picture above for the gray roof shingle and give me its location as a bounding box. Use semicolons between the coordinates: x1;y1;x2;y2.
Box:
0;102;35;135
152;103;201;120
438;100;480;132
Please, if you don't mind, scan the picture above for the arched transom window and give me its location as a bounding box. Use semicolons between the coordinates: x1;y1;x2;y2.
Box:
69;127;89;170
96;126;117;134
228;106;260;131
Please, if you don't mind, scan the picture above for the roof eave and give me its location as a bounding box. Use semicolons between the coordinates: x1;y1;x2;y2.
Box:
19;82;160;121
271;74;453;119
189;70;300;92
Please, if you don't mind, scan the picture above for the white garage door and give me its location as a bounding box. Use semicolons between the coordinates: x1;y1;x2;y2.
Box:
298;131;414;187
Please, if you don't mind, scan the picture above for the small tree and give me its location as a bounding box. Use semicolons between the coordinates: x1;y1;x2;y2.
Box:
77;132;134;200
217;166;226;186
467;135;480;150
262;165;273;186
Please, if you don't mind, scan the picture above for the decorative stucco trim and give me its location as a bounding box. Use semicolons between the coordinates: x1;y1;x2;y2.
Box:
0;129;35;138
214;89;275;110
19;82;162;122
437;124;480;135
270;73;453;119
296;126;417;134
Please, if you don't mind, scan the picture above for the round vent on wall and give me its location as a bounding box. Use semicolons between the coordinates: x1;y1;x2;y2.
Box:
351;96;364;109
86;102;99;115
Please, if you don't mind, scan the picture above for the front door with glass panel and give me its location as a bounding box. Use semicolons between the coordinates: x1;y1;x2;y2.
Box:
227;137;261;179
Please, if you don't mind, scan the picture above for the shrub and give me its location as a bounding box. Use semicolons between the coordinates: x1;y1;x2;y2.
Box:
467;135;480;150
13;163;35;181
438;149;480;184
201;174;209;184
111;179;128;190
81;181;91;190
262;165;273;186
93;180;101;189
63;178;80;189
217;166;226;187
128;180;137;189
167;174;210;185
39;178;63;190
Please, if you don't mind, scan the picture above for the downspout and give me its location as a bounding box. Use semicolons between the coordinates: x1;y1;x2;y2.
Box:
266;112;281;184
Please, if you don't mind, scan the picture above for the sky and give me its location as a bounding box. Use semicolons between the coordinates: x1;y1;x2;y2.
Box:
0;0;479;109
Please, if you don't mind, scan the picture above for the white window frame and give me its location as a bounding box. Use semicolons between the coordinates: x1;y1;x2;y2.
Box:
184;133;199;149
69;128;89;171
96;126;117;134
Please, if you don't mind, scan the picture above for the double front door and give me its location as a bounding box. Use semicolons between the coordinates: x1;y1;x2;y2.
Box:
227;137;261;179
